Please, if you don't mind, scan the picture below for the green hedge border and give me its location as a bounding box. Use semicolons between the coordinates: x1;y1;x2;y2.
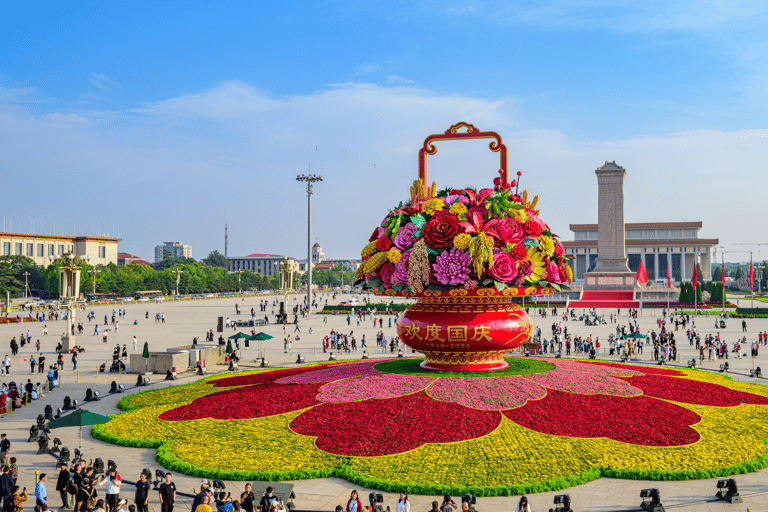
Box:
92;367;768;496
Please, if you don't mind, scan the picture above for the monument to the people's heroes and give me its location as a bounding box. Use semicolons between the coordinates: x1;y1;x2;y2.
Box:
583;161;636;289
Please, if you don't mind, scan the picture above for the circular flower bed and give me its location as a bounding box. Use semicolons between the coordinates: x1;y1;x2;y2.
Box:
94;358;768;495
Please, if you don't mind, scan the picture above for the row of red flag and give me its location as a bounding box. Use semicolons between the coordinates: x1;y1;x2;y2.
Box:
636;259;753;289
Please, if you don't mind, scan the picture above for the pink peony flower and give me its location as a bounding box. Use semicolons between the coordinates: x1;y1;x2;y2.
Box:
489;250;519;283
554;240;565;256
543;261;561;283
518;261;533;278
496;218;525;245
432;248;472;286
393;223;417;251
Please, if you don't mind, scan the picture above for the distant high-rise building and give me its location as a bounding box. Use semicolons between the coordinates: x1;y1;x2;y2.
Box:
155;242;192;262
311;242;325;264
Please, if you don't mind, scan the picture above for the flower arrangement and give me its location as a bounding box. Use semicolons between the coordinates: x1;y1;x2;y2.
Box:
356;171;572;294
94;359;768;496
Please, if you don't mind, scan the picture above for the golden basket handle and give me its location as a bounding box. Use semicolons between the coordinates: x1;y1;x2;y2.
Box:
418;122;508;188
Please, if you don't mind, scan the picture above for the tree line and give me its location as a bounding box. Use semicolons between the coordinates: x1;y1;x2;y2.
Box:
0;250;357;298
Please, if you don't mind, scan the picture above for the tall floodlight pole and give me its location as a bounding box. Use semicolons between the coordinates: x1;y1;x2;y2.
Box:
172;268;184;296
23;272;30;300
296;173;322;317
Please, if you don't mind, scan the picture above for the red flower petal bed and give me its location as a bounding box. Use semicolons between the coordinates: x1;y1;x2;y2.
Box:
576;360;685;377
208;366;328;387
503;389;701;446
159;382;324;421
621;375;768;407
289;391;501;456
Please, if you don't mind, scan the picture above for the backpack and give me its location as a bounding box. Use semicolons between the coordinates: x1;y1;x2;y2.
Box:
85;487;97;510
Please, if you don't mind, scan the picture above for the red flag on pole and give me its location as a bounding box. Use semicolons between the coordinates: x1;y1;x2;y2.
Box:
722;262;725;284
750;260;754;291
666;261;672;288
692;263;698;291
636;257;648;285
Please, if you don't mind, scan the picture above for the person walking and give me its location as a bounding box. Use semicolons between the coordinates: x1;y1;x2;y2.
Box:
30;355;37;374
35;473;48;511
71;352;78;371
0;434;10;466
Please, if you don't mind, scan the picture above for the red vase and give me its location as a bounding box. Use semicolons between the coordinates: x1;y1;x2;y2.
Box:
380;287;551;371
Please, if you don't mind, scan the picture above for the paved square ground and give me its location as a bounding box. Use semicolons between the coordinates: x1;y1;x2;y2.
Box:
2;293;767;512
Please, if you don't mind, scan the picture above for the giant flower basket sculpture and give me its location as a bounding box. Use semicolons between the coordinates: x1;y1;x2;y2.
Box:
356;123;571;370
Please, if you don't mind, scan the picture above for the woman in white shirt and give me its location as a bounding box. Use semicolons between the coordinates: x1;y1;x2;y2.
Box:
396;491;410;512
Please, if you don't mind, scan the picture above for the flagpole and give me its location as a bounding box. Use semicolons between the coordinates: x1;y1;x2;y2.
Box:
751;252;754;309
722;254;725;314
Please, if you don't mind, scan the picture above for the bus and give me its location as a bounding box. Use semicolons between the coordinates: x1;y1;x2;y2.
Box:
86;293;118;302
134;290;165;301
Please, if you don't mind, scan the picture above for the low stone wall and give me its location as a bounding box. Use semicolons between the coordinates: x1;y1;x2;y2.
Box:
129;344;229;373
129;351;189;374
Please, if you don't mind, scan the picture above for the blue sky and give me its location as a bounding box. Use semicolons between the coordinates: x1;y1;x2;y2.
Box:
2;1;767;263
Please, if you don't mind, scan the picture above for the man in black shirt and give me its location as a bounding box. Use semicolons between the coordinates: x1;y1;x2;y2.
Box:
0;466;12;512
0;434;10;466
134;473;150;512
239;484;254;512
55;463;70;509
76;477;97;512
258;487;275;512
158;473;176;512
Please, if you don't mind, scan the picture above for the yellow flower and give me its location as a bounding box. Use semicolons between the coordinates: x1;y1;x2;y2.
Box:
524;247;546;283
361;240;377;258
538;236;555;258
565;262;574;283
507;208;528;224
421;198;444;215
362;252;388;274
386;248;401;264
453;233;471;250
448;202;467;217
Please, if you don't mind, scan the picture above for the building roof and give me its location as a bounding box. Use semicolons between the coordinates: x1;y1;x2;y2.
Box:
563;238;719;247
313;242;321;248
118;252;141;259
569;222;703;231
0;232;121;242
243;253;284;258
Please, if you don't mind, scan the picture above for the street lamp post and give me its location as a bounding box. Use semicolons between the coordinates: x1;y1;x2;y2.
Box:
89;267;101;295
172;268;184;296
22;271;30;300
296;173;322;317
235;269;243;293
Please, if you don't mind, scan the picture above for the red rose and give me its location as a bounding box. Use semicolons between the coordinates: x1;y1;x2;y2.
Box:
375;235;392;252
510;244;527;261
523;218;542;237
380;263;395;288
555;240;565;256
422;211;461;251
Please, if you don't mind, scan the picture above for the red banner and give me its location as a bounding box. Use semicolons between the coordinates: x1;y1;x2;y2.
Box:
636;258;649;285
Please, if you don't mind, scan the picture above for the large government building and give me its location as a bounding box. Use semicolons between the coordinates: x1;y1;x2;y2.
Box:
562;222;718;283
0;232;121;266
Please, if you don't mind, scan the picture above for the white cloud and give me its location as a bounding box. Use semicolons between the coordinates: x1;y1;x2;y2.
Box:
87;74;121;91
386;75;415;84
0;81;766;261
0;87;52;104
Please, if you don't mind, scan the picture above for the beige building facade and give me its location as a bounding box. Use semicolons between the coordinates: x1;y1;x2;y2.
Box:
0;232;120;266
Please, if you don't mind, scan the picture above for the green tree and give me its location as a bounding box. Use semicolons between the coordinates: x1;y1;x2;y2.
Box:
712;265;722;281
734;265;744;280
203;250;228;269
154;257;196;271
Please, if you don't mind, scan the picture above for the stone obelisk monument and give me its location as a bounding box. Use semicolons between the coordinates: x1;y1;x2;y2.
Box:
584;161;635;289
